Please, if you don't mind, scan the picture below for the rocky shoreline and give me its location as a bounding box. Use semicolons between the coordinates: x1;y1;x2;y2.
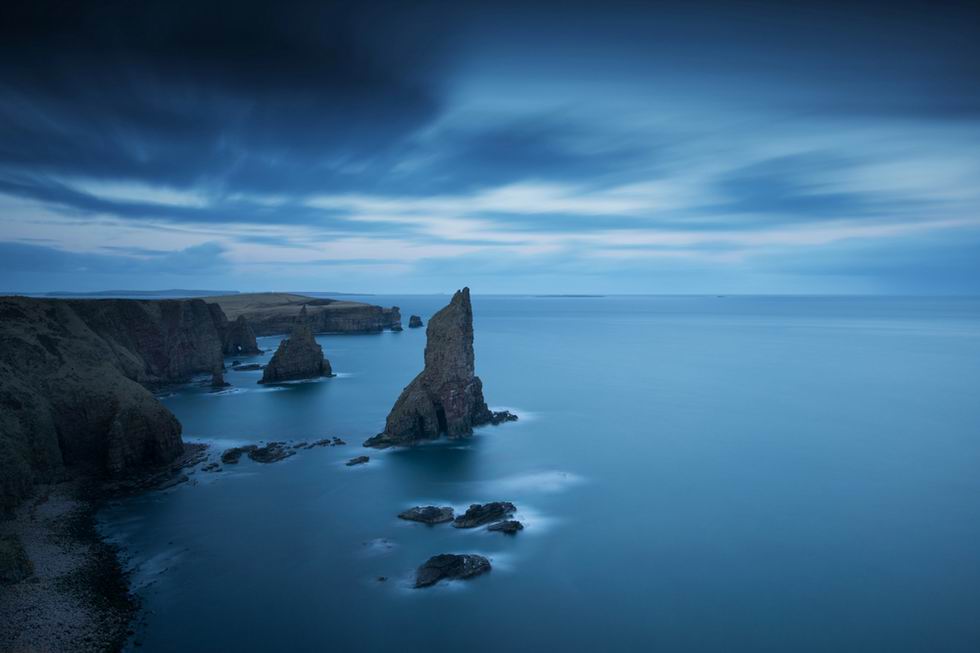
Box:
0;445;208;652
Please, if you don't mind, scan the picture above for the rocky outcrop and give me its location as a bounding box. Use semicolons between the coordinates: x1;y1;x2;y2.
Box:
487;520;524;534
408;315;423;328
346;455;369;466
0;297;195;514
398;506;454;524
221;315;261;355
210;293;401;335
259;307;332;384
452;502;517;528
415;554;491;588
364;288;515;448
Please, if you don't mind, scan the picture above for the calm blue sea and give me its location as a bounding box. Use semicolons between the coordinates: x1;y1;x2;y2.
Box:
98;295;980;652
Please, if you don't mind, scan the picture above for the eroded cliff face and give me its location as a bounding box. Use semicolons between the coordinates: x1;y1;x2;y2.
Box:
364;288;495;448
65;298;225;384
211;293;401;336
259;307;332;383
0;297;192;514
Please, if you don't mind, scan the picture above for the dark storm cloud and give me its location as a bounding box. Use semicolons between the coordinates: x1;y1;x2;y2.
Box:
0;0;455;191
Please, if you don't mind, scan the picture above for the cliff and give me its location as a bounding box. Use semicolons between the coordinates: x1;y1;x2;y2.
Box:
220;314;262;355
365;288;511;448
259;306;332;383
0;297;210;514
210;293;401;336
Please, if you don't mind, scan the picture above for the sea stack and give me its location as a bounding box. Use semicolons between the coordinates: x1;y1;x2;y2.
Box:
259;306;332;384
408;315;423;328
223;315;261;355
364;288;515;448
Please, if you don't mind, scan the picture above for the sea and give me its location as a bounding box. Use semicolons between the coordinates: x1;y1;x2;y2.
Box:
97;295;980;652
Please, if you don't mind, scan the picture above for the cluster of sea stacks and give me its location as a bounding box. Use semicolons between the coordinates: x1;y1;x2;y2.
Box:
0;286;518;613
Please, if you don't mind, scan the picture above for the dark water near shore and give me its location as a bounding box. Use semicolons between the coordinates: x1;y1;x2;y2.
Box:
98;295;980;652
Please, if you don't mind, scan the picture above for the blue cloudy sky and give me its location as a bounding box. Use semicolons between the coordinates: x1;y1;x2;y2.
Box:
2;0;979;294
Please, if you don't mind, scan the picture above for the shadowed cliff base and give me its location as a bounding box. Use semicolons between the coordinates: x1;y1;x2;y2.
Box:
364;288;516;448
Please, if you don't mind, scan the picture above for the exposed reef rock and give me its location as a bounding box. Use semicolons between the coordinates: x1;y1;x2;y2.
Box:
210;292;401;335
365;288;515;448
219;443;294;464
487;520;524;534
399;506;454;524
415;554;491;588
259;307;332;384
408;315;424;328
452;502;517;528
489;410;519;424
346;456;370;466
221;314;261;355
0;297;208;514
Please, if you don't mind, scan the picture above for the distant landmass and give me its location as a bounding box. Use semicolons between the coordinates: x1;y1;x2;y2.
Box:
42;289;240;298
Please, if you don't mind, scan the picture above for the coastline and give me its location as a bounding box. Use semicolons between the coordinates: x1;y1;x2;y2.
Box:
0;444;208;652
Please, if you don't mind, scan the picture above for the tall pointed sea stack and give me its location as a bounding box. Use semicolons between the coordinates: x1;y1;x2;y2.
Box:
259;306;332;384
364;288;515;448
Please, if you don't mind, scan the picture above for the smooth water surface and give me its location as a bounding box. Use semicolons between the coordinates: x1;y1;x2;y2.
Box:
99;296;980;651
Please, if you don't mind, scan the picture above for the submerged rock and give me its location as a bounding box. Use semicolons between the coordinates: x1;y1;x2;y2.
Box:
259;306;332;384
220;446;255;464
408;315;423;328
364;288;515;448
452;502;517;528
346;455;370;466
247;442;294;463
489;410;518;424
415;554;491;588
398;506;454;524
487;520;524;534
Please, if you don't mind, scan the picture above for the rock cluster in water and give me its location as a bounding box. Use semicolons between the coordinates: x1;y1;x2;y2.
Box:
452;501;517;528
259;306;332;384
414;554;491;588
364;288;515;448
399;506;454;524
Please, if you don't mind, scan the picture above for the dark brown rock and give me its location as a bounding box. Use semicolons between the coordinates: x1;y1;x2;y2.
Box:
452;502;517;528
221;315;261;355
415;554;491;588
398;506;454;524
365;288;512;448
259;306;332;384
487;520;524;534
408;315;423;328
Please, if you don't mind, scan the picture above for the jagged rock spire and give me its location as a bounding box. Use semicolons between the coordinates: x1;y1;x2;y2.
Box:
259;305;332;384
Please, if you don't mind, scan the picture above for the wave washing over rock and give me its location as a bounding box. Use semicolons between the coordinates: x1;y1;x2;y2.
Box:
364;288;516;448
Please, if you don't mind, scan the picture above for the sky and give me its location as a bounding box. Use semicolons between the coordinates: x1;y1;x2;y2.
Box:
2;0;979;295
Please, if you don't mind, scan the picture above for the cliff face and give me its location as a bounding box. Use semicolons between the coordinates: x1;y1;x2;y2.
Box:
221;315;261;355
65;298;225;383
0;297;190;514
365;288;494;448
210;293;401;336
259;307;332;383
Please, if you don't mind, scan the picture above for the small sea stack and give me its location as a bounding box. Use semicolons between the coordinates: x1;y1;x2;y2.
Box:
222;314;261;355
259;306;332;384
364;288;516;448
408;315;423;328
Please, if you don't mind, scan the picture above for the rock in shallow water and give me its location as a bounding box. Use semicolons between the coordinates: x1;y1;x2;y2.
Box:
415;554;491;588
452;502;516;528
259;306;332;384
408;315;423;328
398;506;454;524
346;455;370;466
487;520;524;534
